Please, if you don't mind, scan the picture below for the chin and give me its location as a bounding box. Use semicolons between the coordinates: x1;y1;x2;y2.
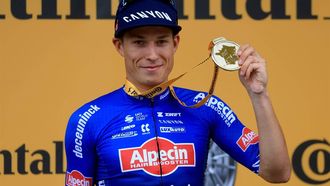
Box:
145;79;164;87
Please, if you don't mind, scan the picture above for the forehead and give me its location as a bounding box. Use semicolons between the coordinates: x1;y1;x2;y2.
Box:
123;26;173;38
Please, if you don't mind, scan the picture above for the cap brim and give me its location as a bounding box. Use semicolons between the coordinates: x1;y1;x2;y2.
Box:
115;25;182;38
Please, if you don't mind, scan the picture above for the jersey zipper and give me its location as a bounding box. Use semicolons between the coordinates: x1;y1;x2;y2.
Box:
150;98;164;186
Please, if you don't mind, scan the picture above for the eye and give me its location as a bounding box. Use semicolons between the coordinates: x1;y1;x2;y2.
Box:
157;39;169;45
133;40;145;46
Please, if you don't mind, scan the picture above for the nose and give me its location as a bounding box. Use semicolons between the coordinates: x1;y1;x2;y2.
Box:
145;43;159;62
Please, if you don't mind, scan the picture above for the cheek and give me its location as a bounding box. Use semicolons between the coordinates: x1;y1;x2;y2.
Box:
123;50;137;65
161;50;175;71
125;48;144;62
165;58;174;74
123;52;137;71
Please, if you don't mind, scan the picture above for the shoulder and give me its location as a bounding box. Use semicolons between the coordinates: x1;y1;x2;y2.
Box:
71;87;126;116
66;87;127;134
174;87;236;120
172;86;205;101
172;86;226;106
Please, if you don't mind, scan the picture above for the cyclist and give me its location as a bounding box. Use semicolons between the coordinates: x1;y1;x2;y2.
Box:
65;0;291;185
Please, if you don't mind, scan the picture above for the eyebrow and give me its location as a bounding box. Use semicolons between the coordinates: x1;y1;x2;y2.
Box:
128;33;171;39
157;34;171;39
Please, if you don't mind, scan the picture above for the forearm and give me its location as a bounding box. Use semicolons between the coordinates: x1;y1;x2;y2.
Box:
249;91;291;183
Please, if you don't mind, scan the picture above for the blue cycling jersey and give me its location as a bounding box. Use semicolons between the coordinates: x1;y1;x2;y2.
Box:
65;86;260;186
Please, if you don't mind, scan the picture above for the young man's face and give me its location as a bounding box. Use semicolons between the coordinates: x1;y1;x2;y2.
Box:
113;26;180;91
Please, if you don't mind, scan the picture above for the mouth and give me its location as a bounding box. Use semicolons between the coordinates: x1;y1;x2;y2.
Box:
140;65;163;71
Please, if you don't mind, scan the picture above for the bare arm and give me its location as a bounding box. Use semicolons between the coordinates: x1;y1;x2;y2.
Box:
238;44;291;183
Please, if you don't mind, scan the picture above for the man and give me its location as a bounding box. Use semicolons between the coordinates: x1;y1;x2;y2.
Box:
65;0;291;185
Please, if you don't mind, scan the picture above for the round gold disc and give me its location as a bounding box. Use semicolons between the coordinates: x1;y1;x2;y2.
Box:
211;38;241;71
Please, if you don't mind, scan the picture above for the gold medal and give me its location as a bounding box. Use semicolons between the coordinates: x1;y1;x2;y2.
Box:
210;37;240;71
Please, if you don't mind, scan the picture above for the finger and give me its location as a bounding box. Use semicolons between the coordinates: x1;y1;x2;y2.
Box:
240;55;257;76
237;44;249;56
238;45;256;65
245;62;260;79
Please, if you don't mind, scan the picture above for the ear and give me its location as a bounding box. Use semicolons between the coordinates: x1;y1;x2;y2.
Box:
112;38;124;57
173;34;180;53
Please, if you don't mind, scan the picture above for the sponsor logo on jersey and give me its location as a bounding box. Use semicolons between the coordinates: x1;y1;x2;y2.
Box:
125;115;134;123
165;113;182;117
73;104;100;158
158;120;184;124
121;124;136;131
111;131;138;140
66;170;93;186
193;93;236;127
252;160;260;173
141;123;151;134
125;113;148;123
236;127;259;152
157;112;182;117
159;89;170;100
160;127;186;133
135;112;148;121
157;112;164;117
97;180;105;186
119;137;195;176
252;154;260;173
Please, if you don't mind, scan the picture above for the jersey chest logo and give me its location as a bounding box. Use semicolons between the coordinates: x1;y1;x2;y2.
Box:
119;137;195;176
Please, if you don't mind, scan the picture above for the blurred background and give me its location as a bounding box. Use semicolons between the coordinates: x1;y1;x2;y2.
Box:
1;0;329;185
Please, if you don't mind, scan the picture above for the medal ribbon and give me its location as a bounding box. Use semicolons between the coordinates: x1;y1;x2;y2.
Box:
124;42;219;108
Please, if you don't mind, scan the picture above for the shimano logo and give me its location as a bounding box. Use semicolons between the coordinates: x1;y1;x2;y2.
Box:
193;93;236;127
144;87;163;98
73;105;100;158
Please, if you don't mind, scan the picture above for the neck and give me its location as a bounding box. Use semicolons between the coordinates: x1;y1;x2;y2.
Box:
128;81;153;93
126;78;168;93
124;79;169;98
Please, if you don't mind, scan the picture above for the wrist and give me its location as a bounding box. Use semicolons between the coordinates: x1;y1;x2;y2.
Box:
248;89;270;103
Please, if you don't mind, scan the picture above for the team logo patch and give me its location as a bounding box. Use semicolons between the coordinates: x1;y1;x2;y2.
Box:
66;170;93;186
119;137;195;176
125;115;134;123
236;127;259;152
